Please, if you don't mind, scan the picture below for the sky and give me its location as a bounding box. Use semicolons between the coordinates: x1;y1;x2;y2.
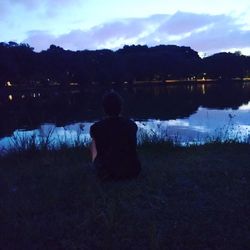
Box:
0;0;250;55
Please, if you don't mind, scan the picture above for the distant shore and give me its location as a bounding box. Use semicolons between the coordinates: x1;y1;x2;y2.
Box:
1;77;250;93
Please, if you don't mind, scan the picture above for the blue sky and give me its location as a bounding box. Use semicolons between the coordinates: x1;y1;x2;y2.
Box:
0;0;250;55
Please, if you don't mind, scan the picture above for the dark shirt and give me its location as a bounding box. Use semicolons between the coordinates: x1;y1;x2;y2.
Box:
90;116;141;180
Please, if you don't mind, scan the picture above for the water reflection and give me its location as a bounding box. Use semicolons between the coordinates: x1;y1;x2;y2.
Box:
239;101;250;110
201;84;206;95
0;101;249;153
1;82;250;144
141;104;250;144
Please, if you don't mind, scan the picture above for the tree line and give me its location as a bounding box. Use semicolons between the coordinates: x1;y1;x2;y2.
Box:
0;41;250;87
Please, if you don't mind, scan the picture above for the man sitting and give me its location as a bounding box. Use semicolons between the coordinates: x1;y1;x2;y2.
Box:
90;91;141;181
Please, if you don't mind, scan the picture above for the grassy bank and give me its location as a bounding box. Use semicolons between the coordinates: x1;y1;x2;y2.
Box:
0;143;250;250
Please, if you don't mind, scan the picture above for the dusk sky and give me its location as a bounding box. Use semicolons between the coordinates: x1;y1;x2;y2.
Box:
1;0;250;55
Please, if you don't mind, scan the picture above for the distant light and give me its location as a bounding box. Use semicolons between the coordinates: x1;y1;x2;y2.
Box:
8;95;13;101
6;81;12;87
69;82;79;86
21;95;25;99
52;82;61;86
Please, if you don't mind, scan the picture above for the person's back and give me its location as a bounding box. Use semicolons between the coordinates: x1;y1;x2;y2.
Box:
90;91;141;180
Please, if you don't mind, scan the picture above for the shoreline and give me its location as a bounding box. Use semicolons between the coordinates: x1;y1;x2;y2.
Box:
0;78;249;94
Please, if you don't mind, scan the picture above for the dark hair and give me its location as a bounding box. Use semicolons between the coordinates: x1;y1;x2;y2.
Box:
102;91;122;116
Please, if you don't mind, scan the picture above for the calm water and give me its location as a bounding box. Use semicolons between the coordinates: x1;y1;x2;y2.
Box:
0;82;250;152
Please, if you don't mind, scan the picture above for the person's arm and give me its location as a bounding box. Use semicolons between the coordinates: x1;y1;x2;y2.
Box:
90;139;97;162
89;124;98;162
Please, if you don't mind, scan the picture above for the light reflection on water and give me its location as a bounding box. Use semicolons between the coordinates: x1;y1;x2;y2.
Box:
0;102;250;153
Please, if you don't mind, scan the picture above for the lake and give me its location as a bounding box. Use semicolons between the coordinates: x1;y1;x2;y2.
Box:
0;81;250;152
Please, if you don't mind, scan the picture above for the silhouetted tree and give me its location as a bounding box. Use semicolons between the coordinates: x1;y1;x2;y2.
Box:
0;42;250;87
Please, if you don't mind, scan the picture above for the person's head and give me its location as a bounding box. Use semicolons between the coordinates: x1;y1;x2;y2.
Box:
102;91;122;117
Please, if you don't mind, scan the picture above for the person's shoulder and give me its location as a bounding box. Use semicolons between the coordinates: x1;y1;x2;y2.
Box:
90;119;106;137
90;121;98;131
121;117;137;129
91;119;105;128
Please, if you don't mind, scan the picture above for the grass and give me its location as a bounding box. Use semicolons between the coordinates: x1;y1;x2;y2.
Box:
0;141;250;250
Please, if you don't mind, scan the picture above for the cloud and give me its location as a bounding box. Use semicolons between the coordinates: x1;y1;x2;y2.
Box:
55;30;92;51
23;12;250;54
24;14;168;51
90;16;162;42
0;1;9;21
1;0;82;18
139;12;250;54
179;25;250;53
165;12;250;53
157;11;229;35
8;0;80;9
24;30;55;51
10;0;37;8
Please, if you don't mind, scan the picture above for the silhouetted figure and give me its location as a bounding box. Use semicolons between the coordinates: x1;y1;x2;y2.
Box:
90;91;141;181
